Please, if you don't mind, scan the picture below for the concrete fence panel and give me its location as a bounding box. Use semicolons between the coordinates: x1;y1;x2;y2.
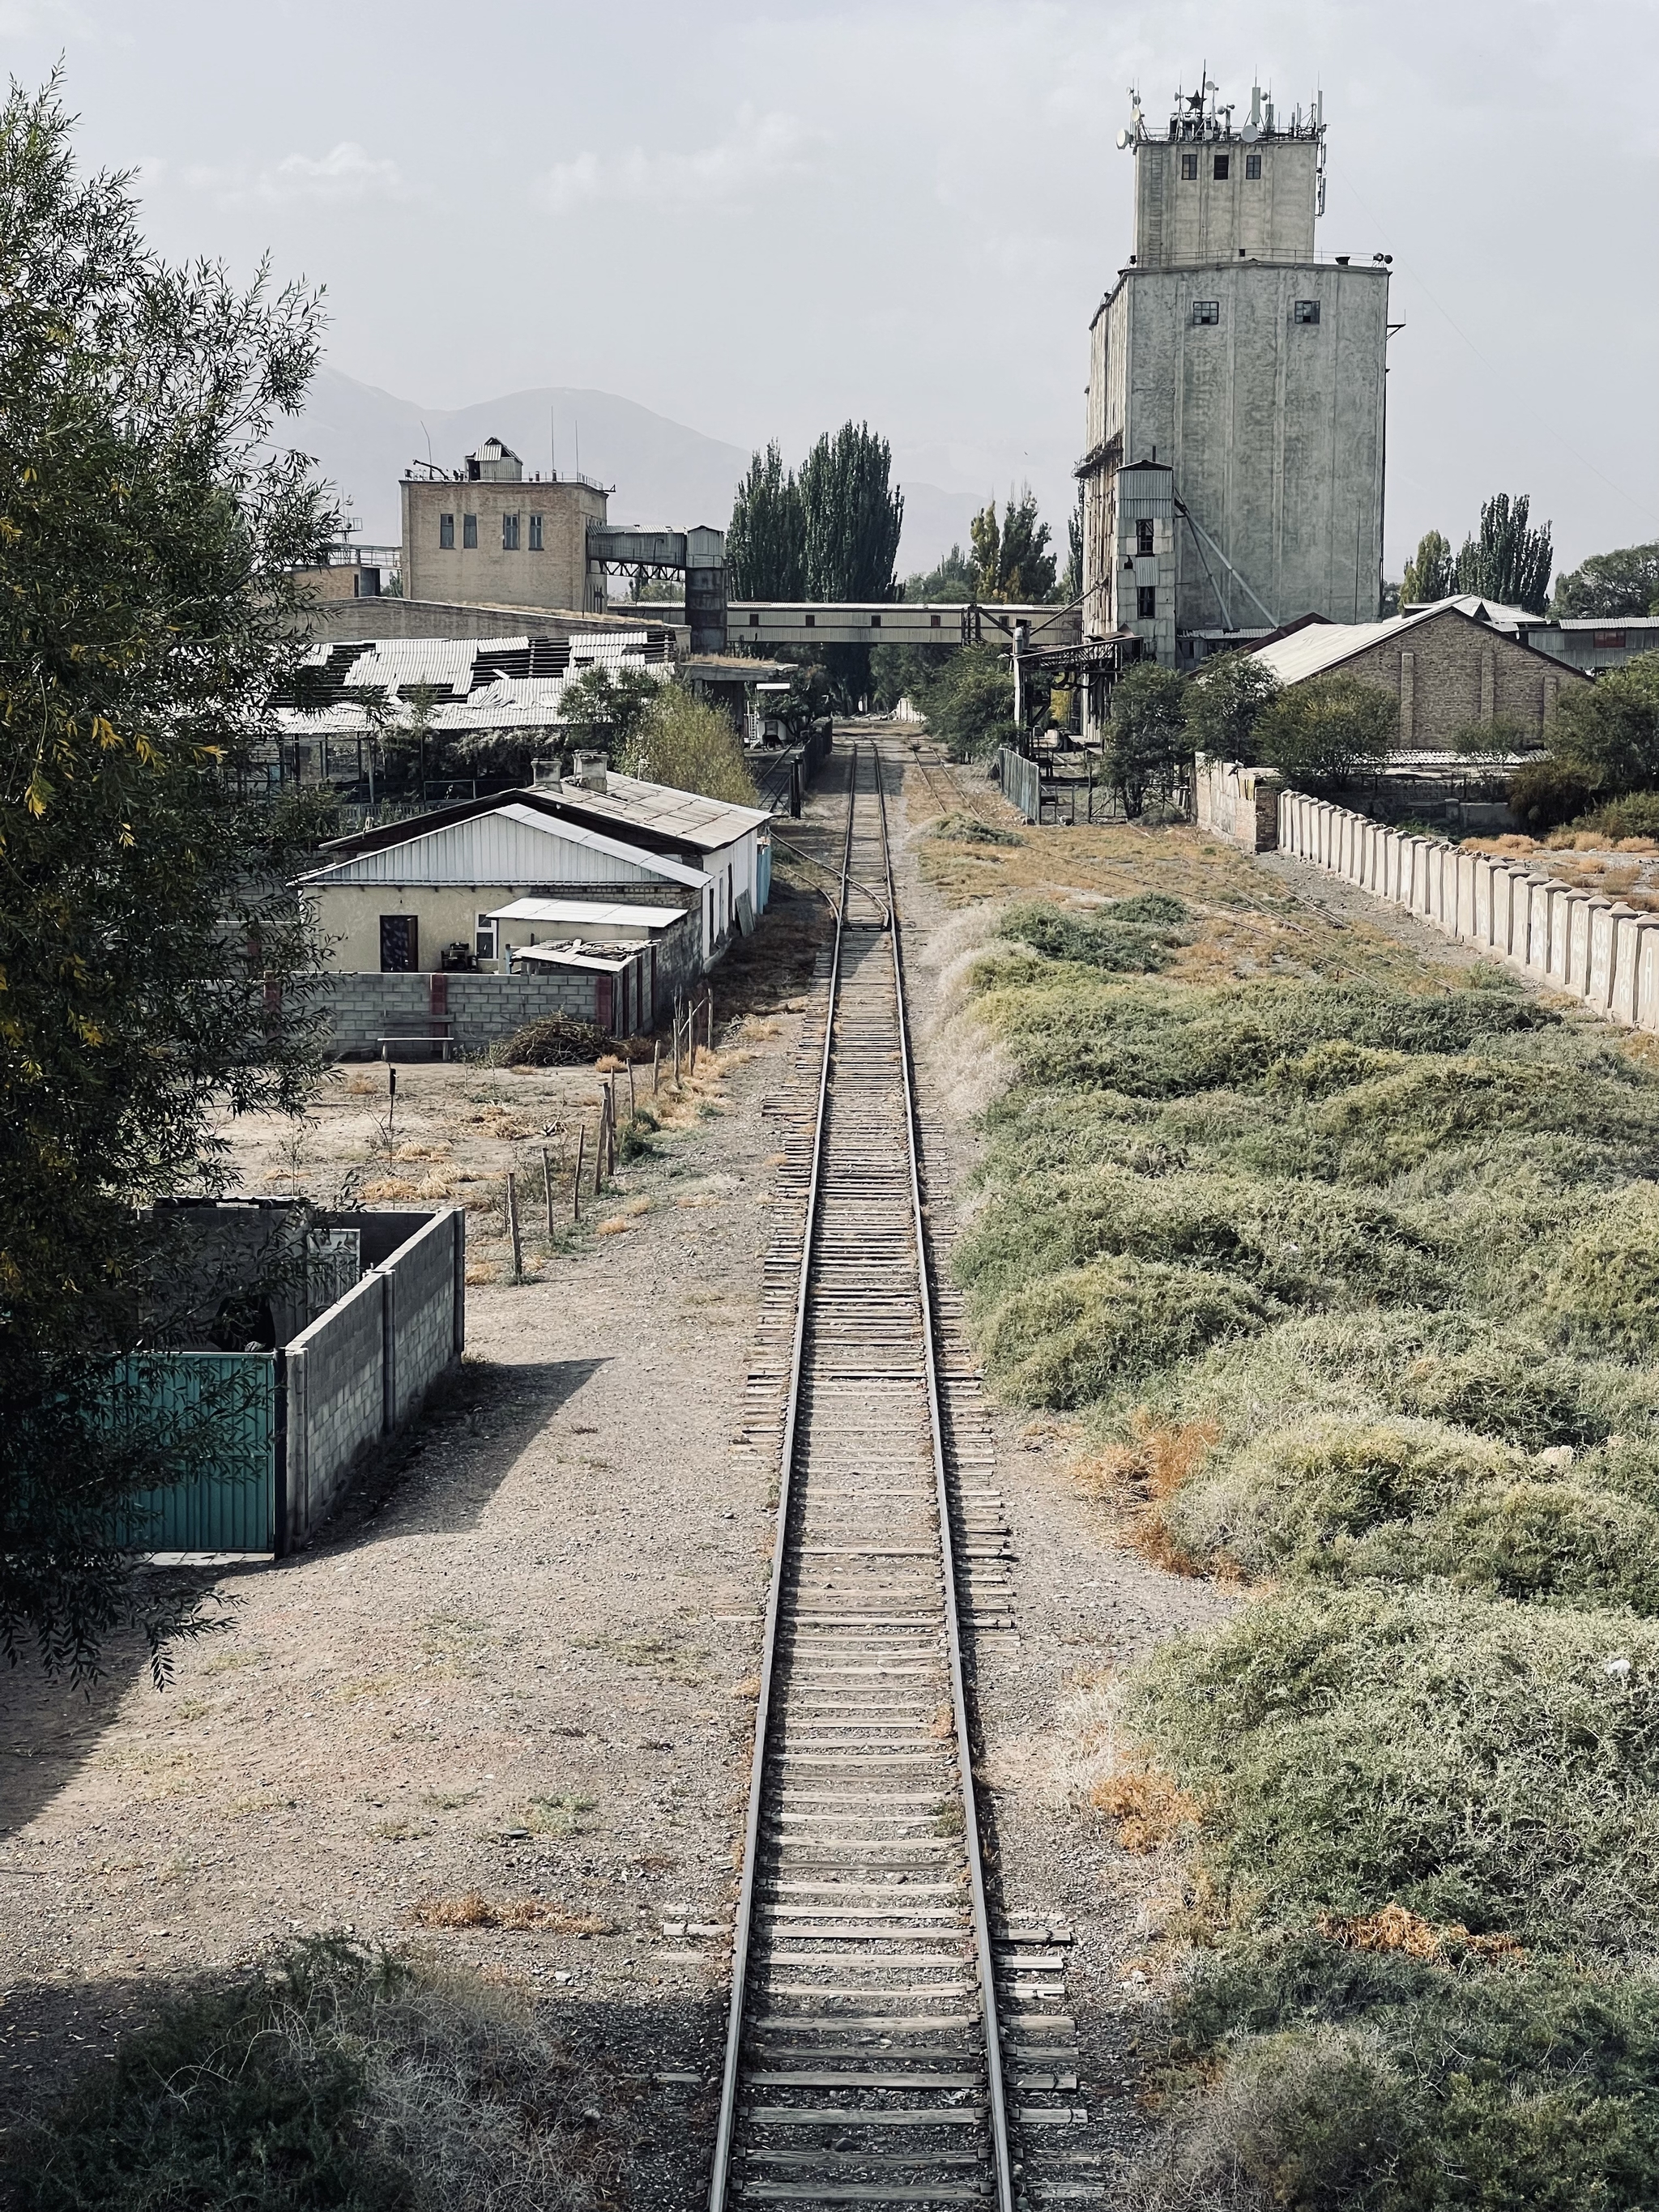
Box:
1472;858;1493;947
1589;902;1619;1010
1546;886;1574;987
1614;913;1657;1027
1566;893;1593;996
1639;924;1659;1034
1526;877;1553;978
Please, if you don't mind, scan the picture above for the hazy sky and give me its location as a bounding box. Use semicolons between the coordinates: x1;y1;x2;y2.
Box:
6;0;1657;577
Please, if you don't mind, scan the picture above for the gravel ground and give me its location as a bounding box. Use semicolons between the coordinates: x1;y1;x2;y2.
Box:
0;877;833;2204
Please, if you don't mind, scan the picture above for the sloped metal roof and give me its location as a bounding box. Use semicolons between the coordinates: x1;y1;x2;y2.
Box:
552;769;770;851
1249;603;1582;688
295;803;710;891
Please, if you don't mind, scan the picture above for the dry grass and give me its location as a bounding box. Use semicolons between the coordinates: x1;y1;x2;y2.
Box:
730;1675;761;1701
411;1891;616;1934
1091;1765;1202;1852
593;1216;631;1236
1074;1410;1222;1575
1316;1902;1525;1963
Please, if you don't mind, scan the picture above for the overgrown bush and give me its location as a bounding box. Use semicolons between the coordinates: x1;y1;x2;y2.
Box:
1560;790;1659;841
954;898;1659;2205
2;1937;625;2212
1000;899;1185;974
1132;1583;1659;1950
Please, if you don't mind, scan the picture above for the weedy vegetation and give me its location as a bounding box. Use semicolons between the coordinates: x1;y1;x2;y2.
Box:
941;822;1659;2208
0;1937;629;2211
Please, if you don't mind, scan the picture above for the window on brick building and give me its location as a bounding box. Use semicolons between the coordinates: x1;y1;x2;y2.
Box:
1245;152;1262;179
475;912;497;961
1293;299;1321;325
1213;154;1230;180
1137;519;1155;556
463;513;477;548
438;513;454;549
528;514;544;551
1180;152;1197;180
1137;586;1158;620
502;512;520;551
1193;299;1220;325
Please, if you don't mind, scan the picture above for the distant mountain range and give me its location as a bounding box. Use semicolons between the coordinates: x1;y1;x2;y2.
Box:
293;365;982;580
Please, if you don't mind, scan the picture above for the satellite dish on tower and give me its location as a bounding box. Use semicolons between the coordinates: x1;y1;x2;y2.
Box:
1116;126;1134;148
1240;121;1260;143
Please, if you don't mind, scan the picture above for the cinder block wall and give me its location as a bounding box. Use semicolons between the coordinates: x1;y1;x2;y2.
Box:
1273;780;1659;1035
325;970;604;1057
282;1208;464;1549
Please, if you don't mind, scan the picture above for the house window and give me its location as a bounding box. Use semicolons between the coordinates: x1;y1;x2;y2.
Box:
502;512;520;551
1192;299;1220;325
804;612;816;627
869;613;881;629
463;513;477;548
748;612;760;626
1245;152;1262;179
1213;154;1230;180
1137;586;1158;620
528;514;544;551
1180;152;1197;180
475;912;497;961
1293;299;1321;325
438;513;454;549
1593;629;1628;649
930;613;942;629
1136;518;1155;556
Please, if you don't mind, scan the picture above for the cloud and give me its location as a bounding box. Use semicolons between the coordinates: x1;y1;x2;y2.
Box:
181;142;407;207
537;106;823;212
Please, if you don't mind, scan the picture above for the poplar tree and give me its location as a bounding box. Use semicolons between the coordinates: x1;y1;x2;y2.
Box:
726;439;805;600
1401;529;1454;606
797;422;905;603
1453;493;1554;615
0;77;332;1677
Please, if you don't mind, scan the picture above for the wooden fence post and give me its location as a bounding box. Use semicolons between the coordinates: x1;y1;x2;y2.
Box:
653;1039;661;1096
707;993;714;1054
505;1172;522;1282
573;1125;585;1221
542;1146;555;1238
627;1058;637;1116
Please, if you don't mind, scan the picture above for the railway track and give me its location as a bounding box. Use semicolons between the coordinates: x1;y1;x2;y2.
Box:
710;743;1014;2210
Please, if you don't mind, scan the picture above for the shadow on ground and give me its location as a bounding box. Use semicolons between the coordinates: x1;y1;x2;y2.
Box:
0;1965;727;2212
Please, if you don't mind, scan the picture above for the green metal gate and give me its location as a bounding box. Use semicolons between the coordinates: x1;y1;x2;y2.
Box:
109;1353;280;1554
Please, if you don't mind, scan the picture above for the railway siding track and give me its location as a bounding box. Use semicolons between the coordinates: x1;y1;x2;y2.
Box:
712;744;1013;2210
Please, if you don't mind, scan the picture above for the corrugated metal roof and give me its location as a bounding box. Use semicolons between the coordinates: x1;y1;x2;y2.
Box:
1250;606;1479;686
488;897;685;928
295;803;710;891
554;769;770;850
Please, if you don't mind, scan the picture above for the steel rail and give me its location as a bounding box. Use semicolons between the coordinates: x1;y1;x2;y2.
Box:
707;740;1013;2212
873;742;1015;2212
707;757;856;2212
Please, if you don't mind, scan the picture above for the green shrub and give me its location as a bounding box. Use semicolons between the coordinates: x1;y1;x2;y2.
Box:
1000;900;1179;974
1564;791;1659;842
981;1255;1276;1406
1160;1417;1513;1576
1133;1584;1659;1950
1546;1183;1659;1355
1508;754;1598;833
957;1169;1449;1317
1384;1337;1631;1449
1149;1943;1659;2212
931;811;1024;846
1321;1480;1659;1613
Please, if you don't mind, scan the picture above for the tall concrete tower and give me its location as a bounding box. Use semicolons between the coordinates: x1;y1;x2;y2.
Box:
1080;78;1389;690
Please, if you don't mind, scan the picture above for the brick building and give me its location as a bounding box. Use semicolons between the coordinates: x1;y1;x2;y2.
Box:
1247;602;1588;745
400;437;611;616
